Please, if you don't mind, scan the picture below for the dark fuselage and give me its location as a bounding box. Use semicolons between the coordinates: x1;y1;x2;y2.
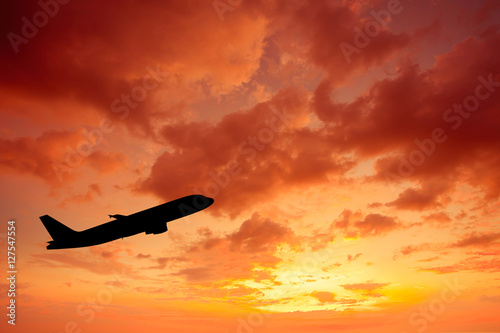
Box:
43;195;214;249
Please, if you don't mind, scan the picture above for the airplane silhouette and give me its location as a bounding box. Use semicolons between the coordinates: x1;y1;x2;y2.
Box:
40;195;214;250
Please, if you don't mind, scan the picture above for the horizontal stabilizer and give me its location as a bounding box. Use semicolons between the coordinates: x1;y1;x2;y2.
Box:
39;215;77;241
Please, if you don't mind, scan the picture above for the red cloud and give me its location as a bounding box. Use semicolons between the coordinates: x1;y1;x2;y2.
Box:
2;1;499;221
368;33;500;204
285;0;413;85
310;29;500;210
138;88;355;217
1;1;269;135
137;26;500;217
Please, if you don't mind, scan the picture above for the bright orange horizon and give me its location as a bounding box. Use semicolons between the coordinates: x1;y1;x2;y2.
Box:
1;0;500;332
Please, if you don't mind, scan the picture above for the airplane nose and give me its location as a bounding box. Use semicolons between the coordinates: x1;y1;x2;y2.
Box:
192;194;214;209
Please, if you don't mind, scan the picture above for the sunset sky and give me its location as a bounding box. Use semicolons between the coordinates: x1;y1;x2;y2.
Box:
1;0;500;332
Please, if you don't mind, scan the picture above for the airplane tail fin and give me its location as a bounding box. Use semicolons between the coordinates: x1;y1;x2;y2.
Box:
39;215;77;241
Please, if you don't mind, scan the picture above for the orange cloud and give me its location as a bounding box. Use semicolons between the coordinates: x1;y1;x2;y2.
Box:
418;256;500;274
385;183;449;211
58;183;103;207
354;214;399;236
146;256;188;270
452;232;500;248
347;253;362;262
395;243;439;258
331;209;400;239
0;130;83;183
340;282;389;291
149;213;300;285
310;291;336;303
422;212;452;224
87;151;128;174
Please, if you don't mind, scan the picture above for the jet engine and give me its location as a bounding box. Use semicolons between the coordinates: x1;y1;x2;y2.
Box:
109;214;126;219
145;223;168;234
